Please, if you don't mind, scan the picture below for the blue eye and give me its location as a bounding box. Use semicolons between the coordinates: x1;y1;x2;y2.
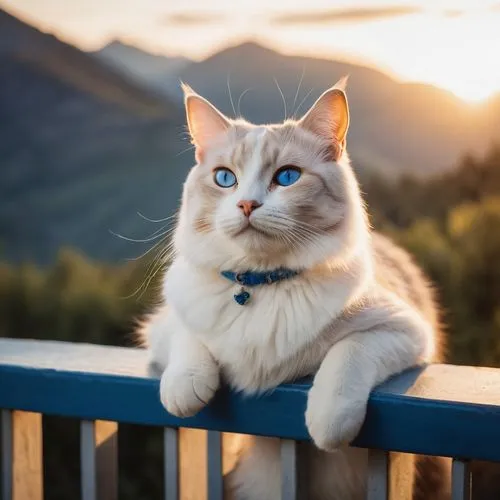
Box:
274;166;301;187
214;168;237;188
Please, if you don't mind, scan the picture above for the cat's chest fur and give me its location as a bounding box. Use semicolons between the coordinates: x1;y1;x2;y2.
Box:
164;257;367;392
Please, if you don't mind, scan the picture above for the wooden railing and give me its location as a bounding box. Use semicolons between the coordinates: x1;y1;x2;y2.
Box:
1;338;500;500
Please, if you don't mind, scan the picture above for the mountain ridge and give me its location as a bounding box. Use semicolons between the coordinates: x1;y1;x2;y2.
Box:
0;9;171;117
175;41;500;176
92;37;499;176
92;40;192;98
0;8;190;264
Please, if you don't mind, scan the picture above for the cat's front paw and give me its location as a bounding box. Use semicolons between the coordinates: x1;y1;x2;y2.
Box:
160;366;219;418
305;382;368;452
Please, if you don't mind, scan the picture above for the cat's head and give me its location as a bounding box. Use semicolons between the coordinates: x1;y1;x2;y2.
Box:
174;79;368;271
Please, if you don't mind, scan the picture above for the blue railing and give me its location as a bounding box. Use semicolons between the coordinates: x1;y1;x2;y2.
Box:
1;338;500;499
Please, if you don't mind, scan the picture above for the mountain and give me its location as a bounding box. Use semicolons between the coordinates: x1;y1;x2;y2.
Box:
175;42;500;177
2;8;500;265
91;40;500;177
93;40;191;97
0;9;192;264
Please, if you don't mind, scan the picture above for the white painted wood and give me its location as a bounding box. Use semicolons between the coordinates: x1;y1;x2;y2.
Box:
366;449;389;500
80;420;118;500
452;459;471;500
3;339;500;412
1;410;12;500
207;431;223;500
164;427;179;500
280;439;297;500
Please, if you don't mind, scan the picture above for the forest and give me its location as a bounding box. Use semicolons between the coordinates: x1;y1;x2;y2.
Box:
1;146;500;498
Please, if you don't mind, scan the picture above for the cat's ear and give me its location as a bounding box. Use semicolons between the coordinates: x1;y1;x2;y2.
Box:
182;83;230;161
298;77;349;155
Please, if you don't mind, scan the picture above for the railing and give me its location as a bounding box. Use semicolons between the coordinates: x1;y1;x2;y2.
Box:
1;339;500;500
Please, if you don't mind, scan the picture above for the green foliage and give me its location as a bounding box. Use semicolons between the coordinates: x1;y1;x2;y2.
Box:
390;198;500;367
362;146;500;369
0;248;159;346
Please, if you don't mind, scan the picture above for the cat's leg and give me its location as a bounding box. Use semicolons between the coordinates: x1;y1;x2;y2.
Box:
305;298;434;452
141;304;220;417
138;304;173;376
159;312;220;417
224;436;281;500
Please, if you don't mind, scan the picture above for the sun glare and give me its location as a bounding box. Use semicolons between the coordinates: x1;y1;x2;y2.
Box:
271;6;500;105
2;0;500;104
443;82;496;103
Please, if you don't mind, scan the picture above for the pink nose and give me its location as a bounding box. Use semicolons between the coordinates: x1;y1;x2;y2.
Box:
237;199;262;217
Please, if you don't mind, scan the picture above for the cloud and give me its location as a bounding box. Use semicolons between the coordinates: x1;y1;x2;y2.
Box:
271;5;421;25
162;12;225;26
442;9;464;18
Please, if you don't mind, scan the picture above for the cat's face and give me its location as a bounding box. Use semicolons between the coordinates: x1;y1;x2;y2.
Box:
175;80;365;270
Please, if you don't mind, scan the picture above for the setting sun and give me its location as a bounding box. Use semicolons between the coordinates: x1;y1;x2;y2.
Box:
269;3;500;104
436;80;496;103
384;8;500;103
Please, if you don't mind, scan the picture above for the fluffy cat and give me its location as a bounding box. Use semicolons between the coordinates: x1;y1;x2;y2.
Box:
139;80;450;499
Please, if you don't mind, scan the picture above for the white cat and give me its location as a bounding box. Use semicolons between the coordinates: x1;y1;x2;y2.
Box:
139;80;450;499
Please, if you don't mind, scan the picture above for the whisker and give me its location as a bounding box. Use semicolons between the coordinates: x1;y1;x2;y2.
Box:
125;239;176;300
125;233;173;262
123;250;165;299
176;144;196;157
292;68;305;116
237;87;253;117
293;87;314;118
109;228;172;243
257;218;318;245
268;212;322;229
274;77;287;121
227;73;236;117
137;211;178;224
266;213;326;236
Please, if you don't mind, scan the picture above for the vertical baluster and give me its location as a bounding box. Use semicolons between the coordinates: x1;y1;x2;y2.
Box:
1;410;13;500
164;428;179;500
179;429;207;500
4;411;43;500
81;421;97;500
80;420;118;500
451;459;471;500
207;431;223;500
366;449;389;500
280;440;297;500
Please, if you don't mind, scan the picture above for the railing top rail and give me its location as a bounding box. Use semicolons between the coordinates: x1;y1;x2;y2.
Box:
1;338;500;461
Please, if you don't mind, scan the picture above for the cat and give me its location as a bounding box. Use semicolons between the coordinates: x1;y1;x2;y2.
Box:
139;79;450;499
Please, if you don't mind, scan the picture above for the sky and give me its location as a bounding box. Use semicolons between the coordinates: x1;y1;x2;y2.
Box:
2;0;500;102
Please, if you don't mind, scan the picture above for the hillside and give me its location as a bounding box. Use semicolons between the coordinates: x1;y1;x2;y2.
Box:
93;40;191;96
0;9;191;264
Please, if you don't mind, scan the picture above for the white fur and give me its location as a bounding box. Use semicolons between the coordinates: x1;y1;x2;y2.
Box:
142;83;438;499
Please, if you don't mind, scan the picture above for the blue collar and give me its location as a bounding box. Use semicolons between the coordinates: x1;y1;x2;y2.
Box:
221;268;300;306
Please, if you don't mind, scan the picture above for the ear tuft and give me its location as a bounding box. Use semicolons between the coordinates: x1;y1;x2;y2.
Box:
334;75;349;91
181;81;195;98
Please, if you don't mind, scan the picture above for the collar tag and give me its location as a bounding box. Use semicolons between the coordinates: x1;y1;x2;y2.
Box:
234;288;251;306
221;268;300;306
